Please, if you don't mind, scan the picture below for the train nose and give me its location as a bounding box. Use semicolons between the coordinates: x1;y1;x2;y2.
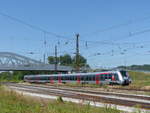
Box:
123;77;130;85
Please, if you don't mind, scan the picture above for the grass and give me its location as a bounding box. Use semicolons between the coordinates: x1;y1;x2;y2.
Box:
129;71;150;86
127;71;150;89
0;85;121;113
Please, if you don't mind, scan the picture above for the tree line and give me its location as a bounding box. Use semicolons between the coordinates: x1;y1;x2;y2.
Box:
48;54;90;68
117;64;150;71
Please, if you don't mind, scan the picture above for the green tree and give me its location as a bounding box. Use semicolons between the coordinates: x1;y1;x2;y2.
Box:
59;54;72;66
72;54;87;67
48;56;56;64
47;54;90;70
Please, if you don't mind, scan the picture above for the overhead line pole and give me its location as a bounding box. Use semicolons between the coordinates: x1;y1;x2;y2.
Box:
76;34;80;72
55;45;58;73
43;32;46;64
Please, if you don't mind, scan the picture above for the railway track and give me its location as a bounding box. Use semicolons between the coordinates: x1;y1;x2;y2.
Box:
6;83;150;100
112;87;150;92
4;83;150;111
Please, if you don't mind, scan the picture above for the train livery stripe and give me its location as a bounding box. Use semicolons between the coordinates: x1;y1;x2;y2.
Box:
95;73;110;84
96;74;99;84
58;76;61;83
77;75;80;84
96;73;110;76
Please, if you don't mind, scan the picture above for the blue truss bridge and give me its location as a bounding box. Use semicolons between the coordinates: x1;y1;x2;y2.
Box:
0;52;72;72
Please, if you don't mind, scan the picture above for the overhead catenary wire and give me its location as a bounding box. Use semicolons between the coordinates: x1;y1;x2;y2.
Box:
0;11;72;40
81;15;150;38
2;11;150;64
1;11;150;48
0;11;77;60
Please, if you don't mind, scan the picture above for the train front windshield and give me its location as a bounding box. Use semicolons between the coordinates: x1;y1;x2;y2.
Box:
120;70;129;77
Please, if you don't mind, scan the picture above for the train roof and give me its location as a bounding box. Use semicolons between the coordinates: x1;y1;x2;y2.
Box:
24;70;121;78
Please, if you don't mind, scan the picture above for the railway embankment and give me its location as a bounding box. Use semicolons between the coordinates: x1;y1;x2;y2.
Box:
0;84;121;113
4;83;150;113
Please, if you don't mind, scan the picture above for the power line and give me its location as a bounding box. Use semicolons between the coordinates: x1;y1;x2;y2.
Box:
82;15;150;38
2;12;150;48
78;27;150;54
2;11;150;60
0;11;71;40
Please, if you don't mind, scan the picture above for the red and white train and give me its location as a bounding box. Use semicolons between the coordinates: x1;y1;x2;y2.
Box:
24;70;131;85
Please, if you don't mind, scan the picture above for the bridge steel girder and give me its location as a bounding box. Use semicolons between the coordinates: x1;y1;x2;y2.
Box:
0;52;73;72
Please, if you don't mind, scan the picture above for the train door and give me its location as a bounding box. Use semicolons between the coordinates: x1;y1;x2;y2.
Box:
112;74;115;81
58;75;62;83
50;76;54;84
77;75;80;84
95;74;100;84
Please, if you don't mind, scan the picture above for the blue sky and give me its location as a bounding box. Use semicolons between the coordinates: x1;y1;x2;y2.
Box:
0;0;150;68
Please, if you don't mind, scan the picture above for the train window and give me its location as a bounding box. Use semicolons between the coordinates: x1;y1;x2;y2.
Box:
120;70;128;77
64;76;66;80
87;76;90;81
102;74;106;80
83;76;85;81
50;76;53;80
70;76;73;81
81;76;84;81
74;76;77;80
72;76;75;81
41;76;45;80
61;76;64;80
55;76;58;80
64;76;67;80
98;75;101;80
45;76;48;80
67;76;69;80
100;75;104;80
65;76;68;80
71;76;73;81
88;76;92;81
69;76;72;80
109;74;112;79
32;77;35;80
105;74;108;79
28;77;31;80
72;76;74;80
69;76;71;80
114;74;119;80
67;76;70;80
73;76;76;81
84;76;88;81
92;75;95;81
